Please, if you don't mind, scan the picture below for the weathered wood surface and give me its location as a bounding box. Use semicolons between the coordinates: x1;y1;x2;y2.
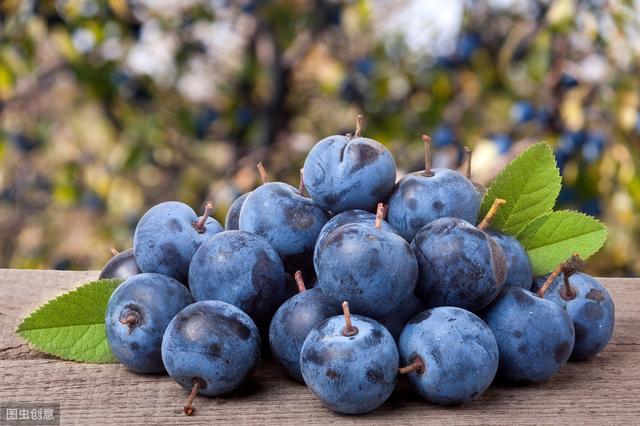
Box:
0;269;638;425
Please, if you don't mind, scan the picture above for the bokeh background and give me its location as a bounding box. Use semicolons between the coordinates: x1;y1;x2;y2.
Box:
1;0;639;276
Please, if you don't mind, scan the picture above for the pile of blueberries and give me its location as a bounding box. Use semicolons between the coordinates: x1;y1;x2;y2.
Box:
102;117;615;416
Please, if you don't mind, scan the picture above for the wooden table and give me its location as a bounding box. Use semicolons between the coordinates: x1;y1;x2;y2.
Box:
0;269;638;425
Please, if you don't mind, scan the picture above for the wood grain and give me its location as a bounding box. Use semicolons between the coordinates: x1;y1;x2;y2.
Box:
0;269;638;425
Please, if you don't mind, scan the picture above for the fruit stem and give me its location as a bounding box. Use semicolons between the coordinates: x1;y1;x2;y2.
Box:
184;378;205;416
193;201;214;234
464;147;472;180
354;115;364;138
298;169;305;196
119;311;140;335
560;254;584;300
341;301;359;337
374;203;386;230
398;357;426;375
536;265;563;298
110;247;120;256
477;198;507;230
257;162;268;184
294;270;306;293
422;134;434;177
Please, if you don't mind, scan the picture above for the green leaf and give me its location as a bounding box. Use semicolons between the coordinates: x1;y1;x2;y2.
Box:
17;279;122;363
480;142;561;235
517;211;608;275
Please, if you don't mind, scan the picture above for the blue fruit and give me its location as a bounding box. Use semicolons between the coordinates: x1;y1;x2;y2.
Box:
481;287;575;383
387;169;479;242
269;274;340;381
540;272;615;360
432;126;456;148
398;307;498;405
99;248;141;280
302;130;397;214
378;294;425;342
314;209;397;272
239;182;328;274
300;307;398;414
510;101;537;124
133;201;223;282
316;222;418;318
412;217;507;312
225;192;250;230
188;230;286;325
161;301;261;398
105;273;193;373
487;230;532;290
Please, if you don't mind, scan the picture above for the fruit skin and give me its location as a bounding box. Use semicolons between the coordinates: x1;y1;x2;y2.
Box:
188;230;286;325
378;294;425;342
239;182;328;274
302;134;397;214
105;273;193;373
399;307;499;405
313;209;397;272
161;300;261;397
300;314;398;414
411;217;507;312
316;223;418;318
269;288;340;382
487;230;533;290
225;192;250;230
387;169;480;242
99;248;141;280
133;201;223;282
481;287;575;383
541;272;615;360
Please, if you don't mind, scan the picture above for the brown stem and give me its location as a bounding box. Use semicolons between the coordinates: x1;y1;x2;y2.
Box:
374;203;385;230
354;115;364;138
184;378;205;416
119;311;140;335
422;134;434;177
398;357;425;375
298;169;305;196
193;201;214;234
536;265;563;298
341;301;358;337
294;270;306;293
257;162;268;184
110;247;120;256
537;254;584;298
477;199;507;230
464;147;472;180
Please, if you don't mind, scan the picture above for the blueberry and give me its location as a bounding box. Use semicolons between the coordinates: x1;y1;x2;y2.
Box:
316;207;418;318
313;208;397;272
224;192;250;230
188;230;286;326
398;307;498;405
99;248;141;280
378;293;425;342
302;116;397;214
486;230;532;290
481;287;575;383
387;135;479;241
300;303;398;414
411;212;507;312
161;300;261;414
239;182;328;274
538;264;614;360
269;272;340;381
510;101;537;124
133;201;223;282
105;273;193;373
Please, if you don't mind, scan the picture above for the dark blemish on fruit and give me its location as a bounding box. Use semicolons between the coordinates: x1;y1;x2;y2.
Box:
430;346;444;365
168;218;184;233
574;322;587;341
407;198;418;210
208;343;223;359
586;288;605;302
366;328;383;346
517;344;528;354
366;368;385;384
447;318;456;322
304;348;325;365
553;341;571;362
488;238;508;286
410;218;426;232
512;289;533;307
326;369;339;380
410;310;432;324
285;206;315;230
323;194;339;209
129;342;140;351
210;312;251;341
432;200;444;211
350;143;380;172
512;330;523;338
582;303;604;321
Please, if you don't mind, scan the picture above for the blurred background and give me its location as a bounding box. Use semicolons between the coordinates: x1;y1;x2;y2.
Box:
0;0;638;276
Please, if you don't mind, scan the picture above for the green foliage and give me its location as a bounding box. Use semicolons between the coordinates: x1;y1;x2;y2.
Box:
17;279;121;363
